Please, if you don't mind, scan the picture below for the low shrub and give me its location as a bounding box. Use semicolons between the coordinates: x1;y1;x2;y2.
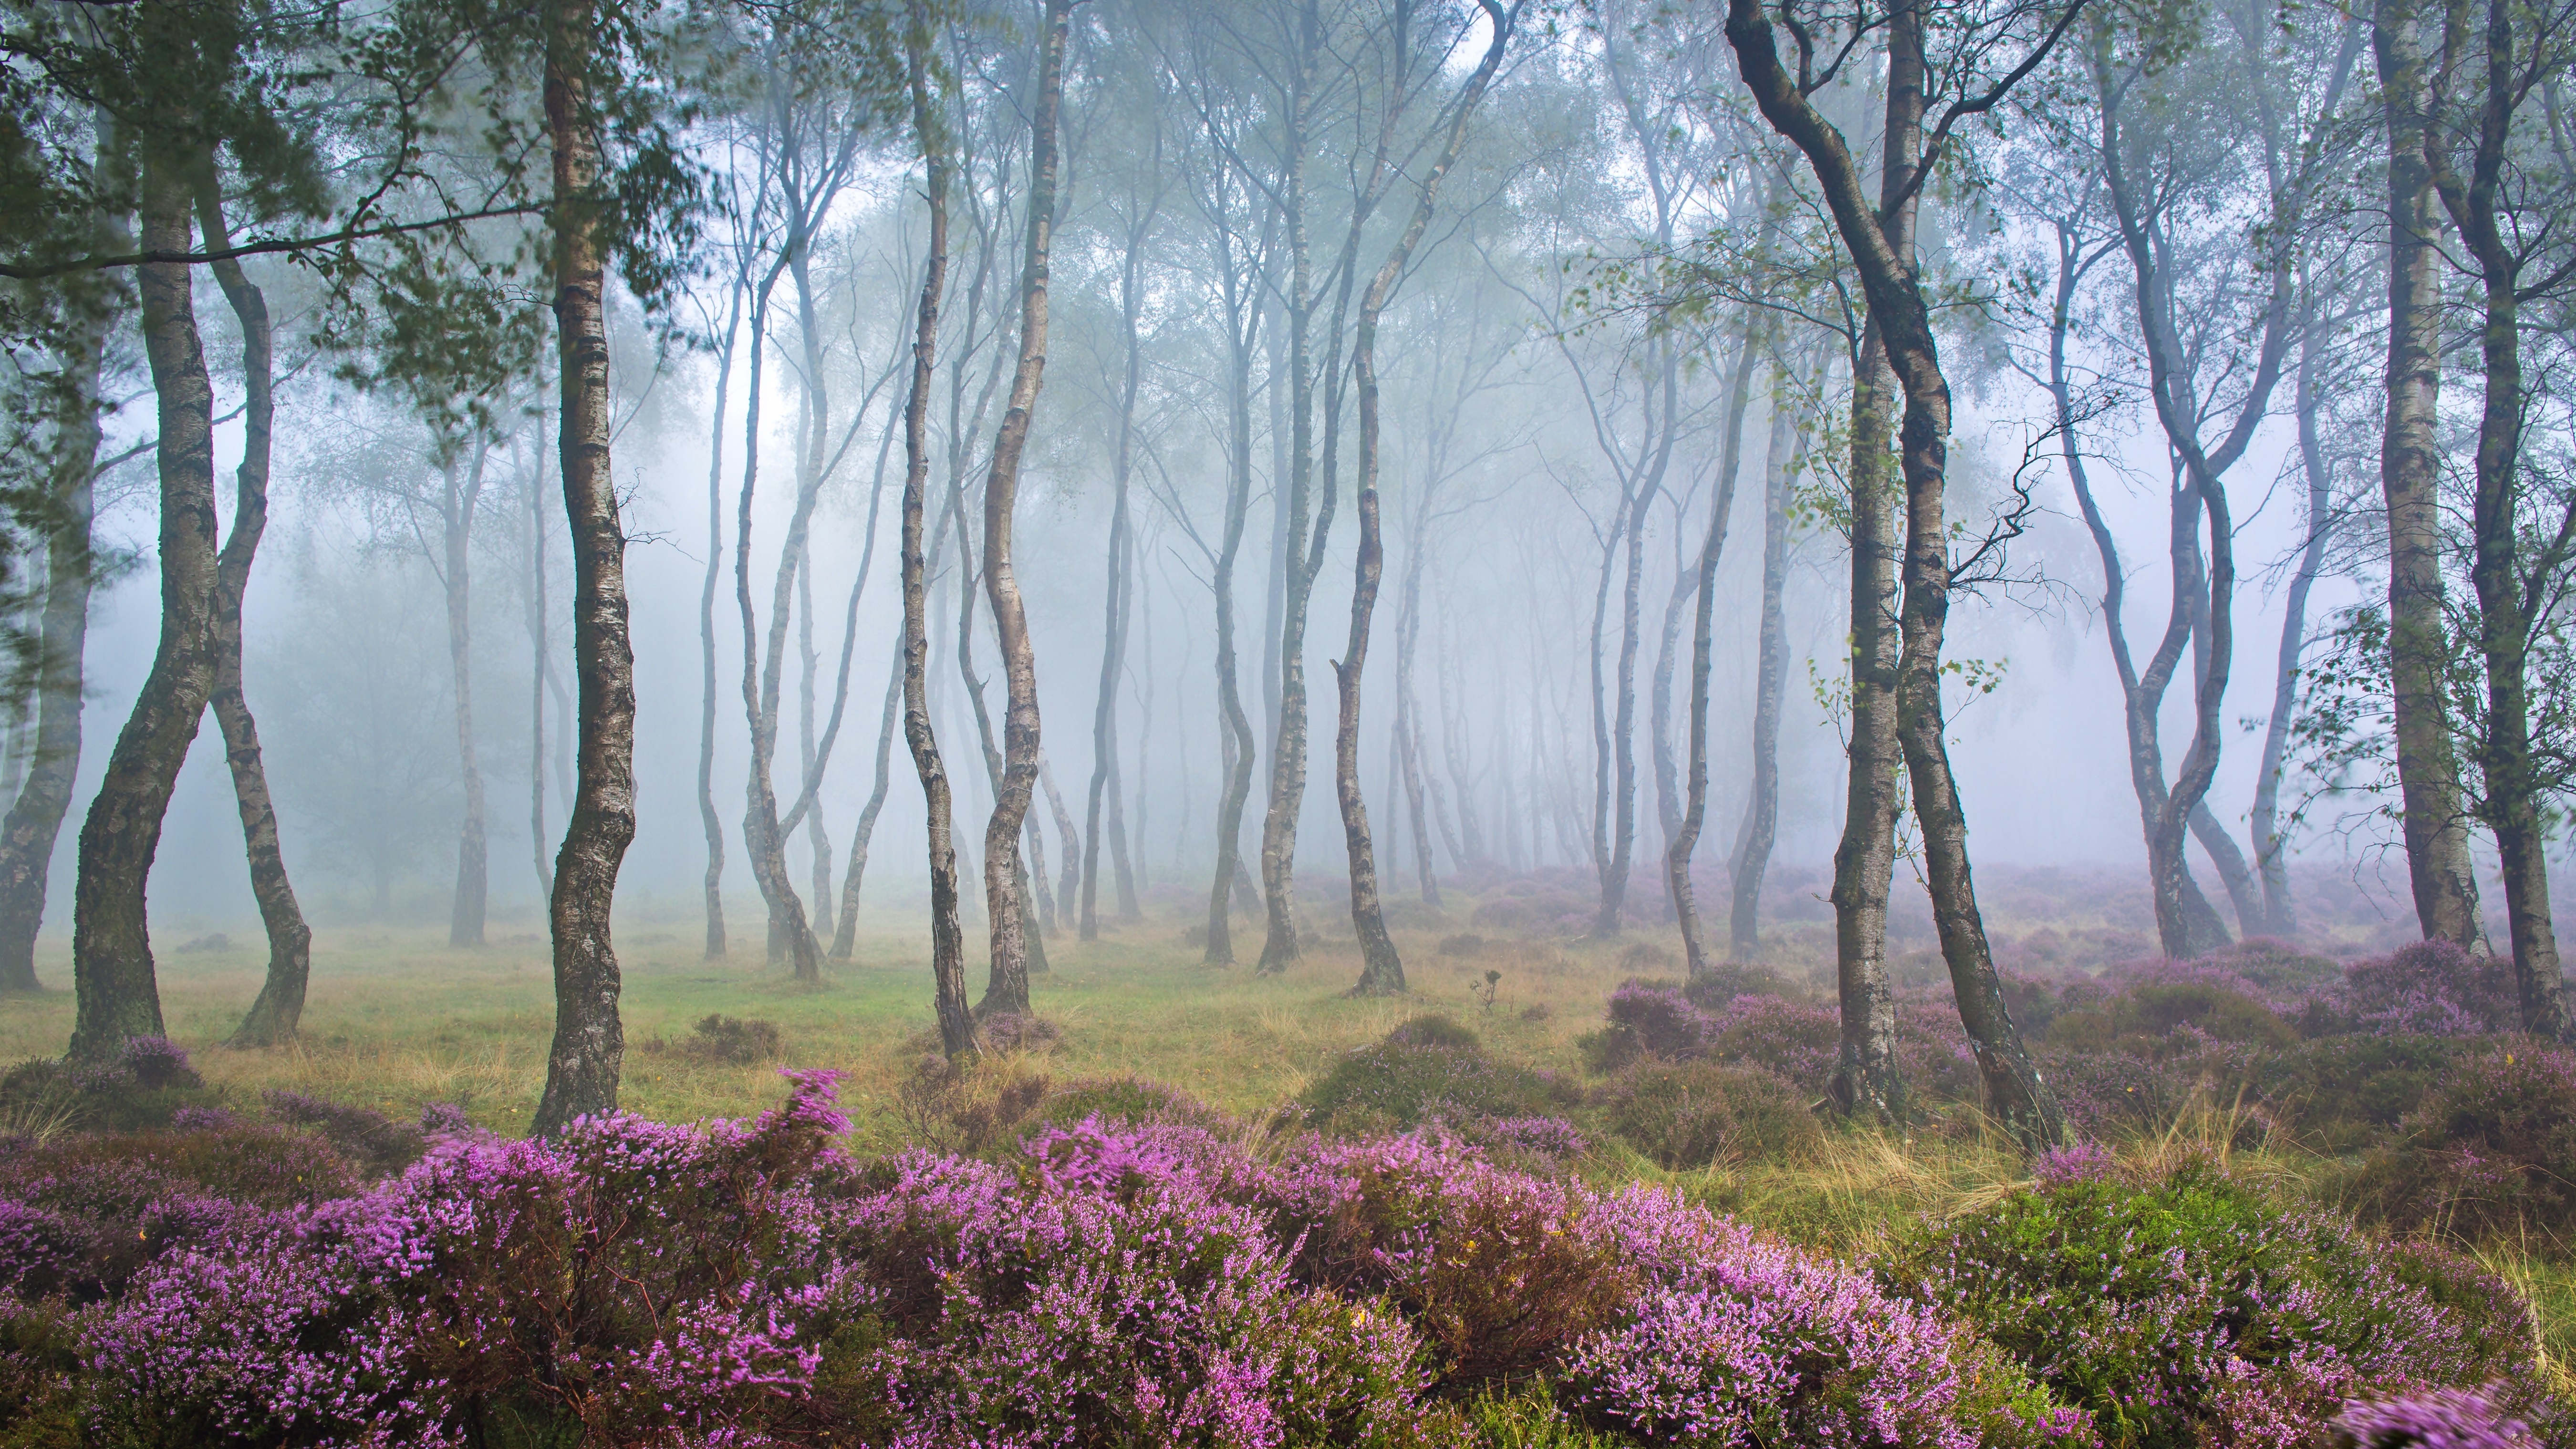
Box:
2335;1385;2538;1448
1299;1017;1575;1132
2257;1035;2471;1150
2345;941;2523;1037
2354;1044;2576;1248
0;1046;220;1137
1024;1074;1228;1134
261;1090;427;1175
664;1012;781;1064
1894;1158;2542;1449
1597;1060;1820;1170
1679;961;1796;1010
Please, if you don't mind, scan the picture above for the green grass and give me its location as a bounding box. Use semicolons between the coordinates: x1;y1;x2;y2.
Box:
0;900;1639;1145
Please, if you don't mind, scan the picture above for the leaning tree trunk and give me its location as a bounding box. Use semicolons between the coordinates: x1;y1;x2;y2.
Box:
196;182;313;1045
1671;315;1762;975
1591;366;1664;941
440;453;490;949
532;0;638;1134
975;0;1073;1018
68;157;218;1062
1730;361;1802;958
0;257;105;995
1039;756;1079;930
2375;0;2484;949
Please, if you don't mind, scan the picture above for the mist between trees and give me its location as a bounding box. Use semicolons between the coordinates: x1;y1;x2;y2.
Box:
4;0;2576;1139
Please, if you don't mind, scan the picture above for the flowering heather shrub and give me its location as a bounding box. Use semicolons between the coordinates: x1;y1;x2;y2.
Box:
1475;1114;1589;1164
1025;1073;1229;1134
2336;1385;2536;1448
1598;1060;1820;1170
1299;1016;1576;1132
1679;961;1797;1009
830;1132;1432;1448
1584;980;1714;1071
1705;995;1842;1087
2356;1044;2576;1244
2345;941;2522;1037
1896;1159;2538;1449
82;1069;860;1447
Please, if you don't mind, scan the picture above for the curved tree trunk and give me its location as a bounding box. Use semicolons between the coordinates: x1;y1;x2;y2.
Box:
196;182;313;1044
2252;305;2334;938
532;0;638;1133
527;421;555;903
69;157;216;1062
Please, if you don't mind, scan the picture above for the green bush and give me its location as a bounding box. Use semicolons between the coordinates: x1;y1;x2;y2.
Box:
2045;982;2292;1054
1299;1017;1576;1132
1023;1074;1227;1134
1891;1159;2541;1449
1598;1060;1820;1170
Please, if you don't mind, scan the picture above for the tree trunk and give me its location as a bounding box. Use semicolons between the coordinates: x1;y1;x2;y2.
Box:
68;157;216;1062
439;453;489;948
1084;203;1151;942
831;644;904;962
899;0;976;1060
698;285;738;959
1340;7;1508;966
1257;11;1320;976
195;181;313;1045
1592;368;1662;941
1206;281;1260;966
1671;322;1762;973
1039;755;1079;931
528;417;555;902
0;264;105;995
976;0;1073;1017
1729;0;2065;1147
735;243;824;981
1730;360;1802;958
2252;306;2335;938
2375;0;2485;949
1826;327;1904;1122
2431;9;2570;1039
532;0;637;1133
799;550;834;940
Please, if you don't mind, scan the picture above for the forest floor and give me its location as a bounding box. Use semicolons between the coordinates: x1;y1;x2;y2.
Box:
0;901;1659;1142
6;872;2575;1388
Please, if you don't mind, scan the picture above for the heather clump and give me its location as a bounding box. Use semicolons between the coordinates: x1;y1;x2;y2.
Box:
260;1089;428;1174
1597;1058;1821;1170
80;1069;860;1448
2343;941;2522;1037
1299;1016;1576;1133
0;1049;221;1137
2336;1386;2538;1448
2353;1043;2576;1246
830;1128;1432;1448
1894;1158;2543;1448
